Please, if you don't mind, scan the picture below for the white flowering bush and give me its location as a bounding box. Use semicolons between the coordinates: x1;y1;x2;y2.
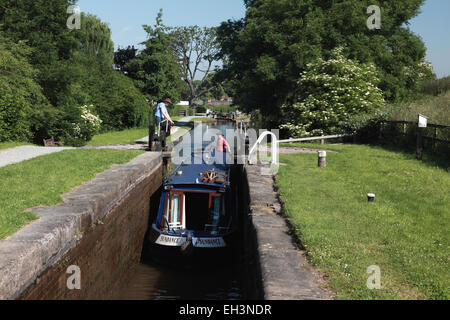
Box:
80;104;102;135
280;47;385;137
65;105;102;146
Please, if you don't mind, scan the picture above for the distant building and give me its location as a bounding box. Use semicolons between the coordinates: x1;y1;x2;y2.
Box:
177;101;189;106
208;97;233;106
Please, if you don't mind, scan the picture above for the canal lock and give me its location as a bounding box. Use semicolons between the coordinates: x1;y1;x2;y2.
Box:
114;163;263;300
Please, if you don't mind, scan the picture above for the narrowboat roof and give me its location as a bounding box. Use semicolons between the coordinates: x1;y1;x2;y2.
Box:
164;154;230;190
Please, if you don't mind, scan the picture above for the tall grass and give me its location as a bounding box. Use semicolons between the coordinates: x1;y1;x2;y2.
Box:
384;91;450;125
420;76;450;96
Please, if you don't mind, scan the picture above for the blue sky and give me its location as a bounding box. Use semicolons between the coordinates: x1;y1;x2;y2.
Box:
408;0;450;78
76;0;449;78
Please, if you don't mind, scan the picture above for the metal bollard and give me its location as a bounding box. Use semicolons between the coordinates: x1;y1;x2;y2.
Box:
318;151;327;168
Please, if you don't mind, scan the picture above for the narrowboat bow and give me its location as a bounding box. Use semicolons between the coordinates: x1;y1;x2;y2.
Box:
148;152;238;258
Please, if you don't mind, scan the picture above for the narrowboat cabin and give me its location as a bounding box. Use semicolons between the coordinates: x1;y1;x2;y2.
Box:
148;152;238;260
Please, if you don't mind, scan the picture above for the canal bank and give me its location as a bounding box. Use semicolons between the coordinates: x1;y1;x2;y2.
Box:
244;164;334;300
0;152;162;299
1;120;333;300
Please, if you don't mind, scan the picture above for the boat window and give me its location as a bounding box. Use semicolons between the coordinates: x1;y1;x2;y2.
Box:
164;192;185;231
171;194;181;223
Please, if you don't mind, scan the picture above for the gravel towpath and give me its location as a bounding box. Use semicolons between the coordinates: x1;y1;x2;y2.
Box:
0;145;74;169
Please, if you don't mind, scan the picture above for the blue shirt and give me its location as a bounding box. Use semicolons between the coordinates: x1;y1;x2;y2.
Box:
155;102;168;119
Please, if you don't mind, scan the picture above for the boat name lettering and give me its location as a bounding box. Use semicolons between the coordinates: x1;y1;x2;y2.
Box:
156;235;185;246
193;237;226;248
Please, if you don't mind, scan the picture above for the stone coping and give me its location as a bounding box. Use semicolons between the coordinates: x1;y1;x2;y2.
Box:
246;164;334;300
0;152;162;300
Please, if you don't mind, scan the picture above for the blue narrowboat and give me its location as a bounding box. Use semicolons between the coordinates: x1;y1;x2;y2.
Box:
148;152;238;259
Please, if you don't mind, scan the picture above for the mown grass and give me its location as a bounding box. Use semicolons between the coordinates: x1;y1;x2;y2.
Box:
0;142;34;150
276;143;449;299
188;117;210;122
0;149;144;239
87;120;204;146
87;128;149;146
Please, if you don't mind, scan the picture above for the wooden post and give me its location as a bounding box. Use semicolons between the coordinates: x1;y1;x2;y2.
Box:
378;122;383;141
433;127;437;153
416;127;423;160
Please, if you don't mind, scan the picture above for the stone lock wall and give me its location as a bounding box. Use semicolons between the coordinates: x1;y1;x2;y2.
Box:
0;152;162;300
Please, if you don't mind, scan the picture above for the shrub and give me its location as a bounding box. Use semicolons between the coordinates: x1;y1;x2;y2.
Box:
93;71;148;131
0;33;49;142
195;106;206;113
67;53;149;132
0;87;32;142
62;105;102;147
339;112;389;143
280;47;385;137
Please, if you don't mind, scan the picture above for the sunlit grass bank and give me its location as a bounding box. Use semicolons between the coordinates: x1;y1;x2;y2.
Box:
0;149;144;239
276;143;449;299
87;128;149;146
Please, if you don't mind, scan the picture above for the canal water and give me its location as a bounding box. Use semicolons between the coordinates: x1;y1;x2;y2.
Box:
116;121;250;300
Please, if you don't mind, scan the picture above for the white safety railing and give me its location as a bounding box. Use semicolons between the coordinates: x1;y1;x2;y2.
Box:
248;131;279;167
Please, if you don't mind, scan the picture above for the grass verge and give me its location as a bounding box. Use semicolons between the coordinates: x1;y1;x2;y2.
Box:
276;143;449;299
188;117;210;122
0;149;144;239
87;128;149;146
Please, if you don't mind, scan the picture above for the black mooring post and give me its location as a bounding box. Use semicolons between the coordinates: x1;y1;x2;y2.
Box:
160;126;167;151
416;127;423;160
148;109;154;151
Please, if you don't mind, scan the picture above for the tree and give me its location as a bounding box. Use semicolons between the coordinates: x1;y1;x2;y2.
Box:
0;1;148;145
217;0;324;125
0;31;50;142
67;14;148;131
319;0;430;101
63;51;148;132
124;10;185;104
76;13;114;61
114;46;138;73
0;0;79;105
280;47;385;137
170;26;221;107
217;0;429;127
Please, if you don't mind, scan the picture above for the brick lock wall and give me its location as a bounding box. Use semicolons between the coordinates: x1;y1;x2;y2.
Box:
18;164;162;300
